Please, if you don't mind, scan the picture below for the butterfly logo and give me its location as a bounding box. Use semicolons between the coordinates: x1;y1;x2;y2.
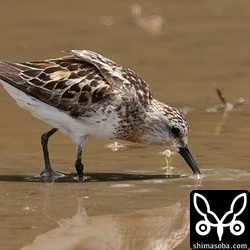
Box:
193;193;247;241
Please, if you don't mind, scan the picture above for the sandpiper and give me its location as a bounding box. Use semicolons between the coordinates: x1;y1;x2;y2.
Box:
0;50;201;179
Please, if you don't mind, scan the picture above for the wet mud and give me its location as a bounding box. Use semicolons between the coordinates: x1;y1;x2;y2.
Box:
0;1;250;249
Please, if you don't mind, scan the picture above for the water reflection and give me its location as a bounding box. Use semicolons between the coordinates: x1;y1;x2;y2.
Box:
22;196;189;250
0;172;185;183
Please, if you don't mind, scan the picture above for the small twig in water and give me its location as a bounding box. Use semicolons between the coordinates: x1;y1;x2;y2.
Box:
206;86;245;135
215;86;228;106
206;86;244;113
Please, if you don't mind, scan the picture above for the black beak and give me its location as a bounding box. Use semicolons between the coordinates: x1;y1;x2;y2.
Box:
178;147;201;175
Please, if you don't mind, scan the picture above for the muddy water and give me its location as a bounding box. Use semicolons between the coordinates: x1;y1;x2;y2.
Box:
0;1;250;249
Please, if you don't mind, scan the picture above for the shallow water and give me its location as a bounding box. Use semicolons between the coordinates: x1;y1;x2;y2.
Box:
0;1;250;249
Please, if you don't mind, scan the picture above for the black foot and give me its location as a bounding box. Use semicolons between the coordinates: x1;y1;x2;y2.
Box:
74;175;87;182
39;169;65;181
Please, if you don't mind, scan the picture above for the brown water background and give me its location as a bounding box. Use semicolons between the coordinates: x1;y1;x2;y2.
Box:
0;1;250;249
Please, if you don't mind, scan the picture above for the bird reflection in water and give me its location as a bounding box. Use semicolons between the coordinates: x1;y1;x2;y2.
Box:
22;197;189;250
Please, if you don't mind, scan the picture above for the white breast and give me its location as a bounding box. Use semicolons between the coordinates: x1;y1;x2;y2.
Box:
0;80;118;143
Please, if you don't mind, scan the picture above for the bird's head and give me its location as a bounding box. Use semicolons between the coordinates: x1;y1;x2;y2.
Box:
138;100;201;175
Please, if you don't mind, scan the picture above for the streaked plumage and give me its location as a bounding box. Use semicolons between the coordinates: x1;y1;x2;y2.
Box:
0;50;201;179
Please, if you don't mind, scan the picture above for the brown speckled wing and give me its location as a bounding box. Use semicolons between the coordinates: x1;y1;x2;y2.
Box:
0;51;154;120
0;56;116;118
72;50;153;105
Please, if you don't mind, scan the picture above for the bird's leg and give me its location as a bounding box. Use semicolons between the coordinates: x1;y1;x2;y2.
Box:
75;146;84;177
41;128;58;176
74;136;86;179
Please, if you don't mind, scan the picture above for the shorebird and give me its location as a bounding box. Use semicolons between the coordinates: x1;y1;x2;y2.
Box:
0;50;201;179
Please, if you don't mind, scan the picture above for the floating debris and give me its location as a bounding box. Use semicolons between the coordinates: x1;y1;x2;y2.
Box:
105;141;126;152
131;4;164;36
206;86;245;136
178;106;193;116
206;86;245;113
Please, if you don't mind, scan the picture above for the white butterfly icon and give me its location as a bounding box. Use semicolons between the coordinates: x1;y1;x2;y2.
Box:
193;193;247;241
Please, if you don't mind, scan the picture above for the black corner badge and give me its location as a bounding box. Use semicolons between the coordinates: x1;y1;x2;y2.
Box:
190;190;249;250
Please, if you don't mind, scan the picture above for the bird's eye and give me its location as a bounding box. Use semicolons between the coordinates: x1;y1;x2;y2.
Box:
171;126;181;136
